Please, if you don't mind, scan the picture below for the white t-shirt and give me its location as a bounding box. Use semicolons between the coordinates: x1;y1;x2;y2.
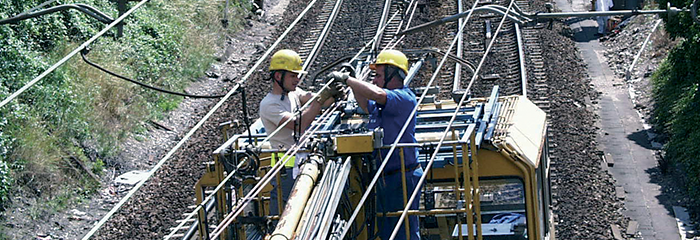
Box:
596;0;613;11
259;89;308;150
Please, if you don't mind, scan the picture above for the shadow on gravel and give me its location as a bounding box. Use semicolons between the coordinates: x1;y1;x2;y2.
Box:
627;130;654;150
645;166;683;216
572;26;602;42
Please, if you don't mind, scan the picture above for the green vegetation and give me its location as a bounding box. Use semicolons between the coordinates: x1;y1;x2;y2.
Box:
655;0;700;209
0;0;249;213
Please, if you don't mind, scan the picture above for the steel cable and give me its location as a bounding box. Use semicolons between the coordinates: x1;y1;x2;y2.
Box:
85;0;325;238
80;49;229;99
0;0;150;109
206;6;406;235
337;0;485;237
388;1;518;239
159;0;325;237
206;4;413;237
0;3;115;25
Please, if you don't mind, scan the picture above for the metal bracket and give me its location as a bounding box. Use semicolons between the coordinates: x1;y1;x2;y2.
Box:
113;0;142;38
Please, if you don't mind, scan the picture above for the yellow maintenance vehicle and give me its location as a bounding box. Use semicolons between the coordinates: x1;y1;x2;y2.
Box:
187;74;553;240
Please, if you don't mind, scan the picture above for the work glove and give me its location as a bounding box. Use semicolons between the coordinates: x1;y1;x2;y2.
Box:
338;62;356;78
326;71;350;85
330;82;345;100
317;83;342;104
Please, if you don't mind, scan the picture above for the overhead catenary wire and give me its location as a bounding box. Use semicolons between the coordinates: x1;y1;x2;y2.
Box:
0;0;149;110
169;1;417;237
206;4;412;237
209;99;344;239
337;0;485;237
87;0;326;238
170;0;370;237
388;0;517;239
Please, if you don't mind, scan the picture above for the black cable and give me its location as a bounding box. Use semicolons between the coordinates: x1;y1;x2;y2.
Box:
80;48;232;98
0;4;114;25
241;87;254;142
307;55;354;81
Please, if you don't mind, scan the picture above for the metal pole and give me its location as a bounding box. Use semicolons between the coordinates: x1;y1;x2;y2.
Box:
117;0;127;38
626;19;663;81
269;156;322;240
399;6;683;36
533;9;674;18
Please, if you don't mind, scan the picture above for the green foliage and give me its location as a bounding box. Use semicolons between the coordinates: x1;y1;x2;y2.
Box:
0;0;238;212
650;2;700;208
92;158;104;174
0;160;11;211
658;0;700;40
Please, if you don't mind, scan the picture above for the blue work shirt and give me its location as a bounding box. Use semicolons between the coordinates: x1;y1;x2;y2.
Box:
367;87;419;173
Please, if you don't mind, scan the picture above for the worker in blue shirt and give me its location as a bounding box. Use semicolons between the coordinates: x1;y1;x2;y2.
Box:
328;50;423;240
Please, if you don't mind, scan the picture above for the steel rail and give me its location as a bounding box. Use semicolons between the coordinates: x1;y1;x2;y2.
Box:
208;8;406;233
338;0;485;237
626;19;662;81
350;10;401;62
388;1;517;239
373;0;393;52
464;2;515;95
163;161;246;239
300;0;344;71
455;0;465;96
204;10;406;238
84;0;322;238
515;23;527;97
395;0;418;35
0;0;149;109
197;3;411;238
403;0;420;31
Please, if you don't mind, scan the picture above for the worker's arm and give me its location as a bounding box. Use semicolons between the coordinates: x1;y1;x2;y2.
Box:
346;77;386;113
277;100;323;131
299;89;334;107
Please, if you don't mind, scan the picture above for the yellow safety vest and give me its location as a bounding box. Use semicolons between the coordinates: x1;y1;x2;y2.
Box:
271;152;296;168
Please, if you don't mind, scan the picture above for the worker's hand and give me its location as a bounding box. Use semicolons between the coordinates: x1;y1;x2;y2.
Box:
338;62;356;78
316;83;342;104
326;71;350;85
330;82;345;100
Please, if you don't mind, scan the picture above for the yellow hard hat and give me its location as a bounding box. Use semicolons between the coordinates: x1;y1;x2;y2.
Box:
370;50;408;74
269;49;308;74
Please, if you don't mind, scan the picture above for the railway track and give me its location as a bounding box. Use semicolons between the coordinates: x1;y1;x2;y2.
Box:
164;0;347;238
161;0;434;238
93;0;631;238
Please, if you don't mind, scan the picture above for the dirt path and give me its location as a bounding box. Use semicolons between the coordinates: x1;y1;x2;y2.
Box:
554;0;684;237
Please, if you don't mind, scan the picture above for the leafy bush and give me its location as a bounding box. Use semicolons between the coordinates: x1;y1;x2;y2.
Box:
0;0;239;212
654;0;700;208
